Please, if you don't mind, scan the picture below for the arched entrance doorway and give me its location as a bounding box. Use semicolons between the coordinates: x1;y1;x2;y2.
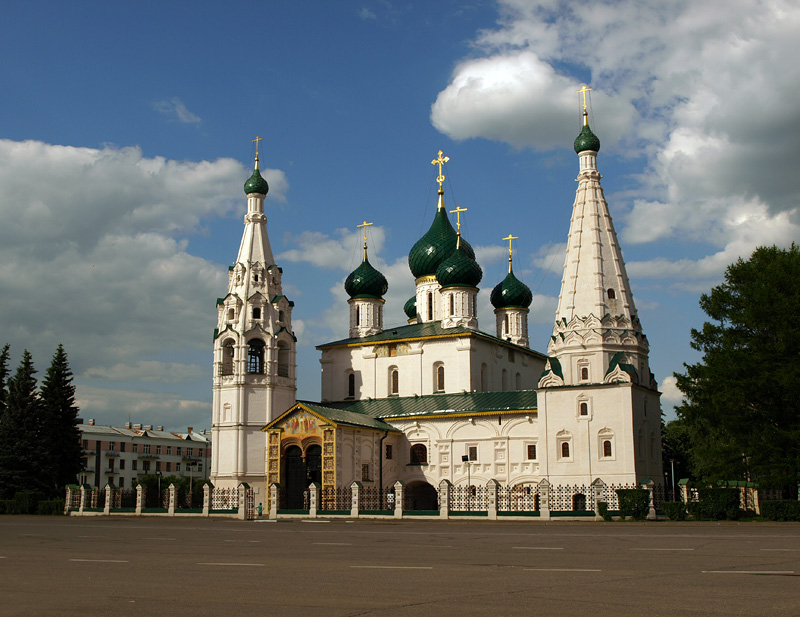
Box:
284;445;305;509
404;481;438;511
284;444;323;510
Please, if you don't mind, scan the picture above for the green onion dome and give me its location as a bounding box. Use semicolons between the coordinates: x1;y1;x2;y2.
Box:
573;122;601;154
244;167;270;195
408;208;474;278
344;257;388;299
403;295;417;319
436;243;483;289
490;270;532;309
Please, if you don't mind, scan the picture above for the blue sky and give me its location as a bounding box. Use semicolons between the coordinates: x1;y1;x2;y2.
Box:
1;1;798;431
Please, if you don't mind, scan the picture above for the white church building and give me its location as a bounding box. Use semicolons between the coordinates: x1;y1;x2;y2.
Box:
210;104;664;511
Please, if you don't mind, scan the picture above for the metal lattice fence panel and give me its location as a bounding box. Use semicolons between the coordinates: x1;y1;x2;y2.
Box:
450;485;488;512
360;486;393;511
498;485;539;512
211;487;238;510
320;486;351;511
68;489;81;509
119;488;136;508
551;484;591;511
91;488;105;510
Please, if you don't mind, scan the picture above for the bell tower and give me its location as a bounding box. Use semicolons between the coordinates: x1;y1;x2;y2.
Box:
210;138;297;490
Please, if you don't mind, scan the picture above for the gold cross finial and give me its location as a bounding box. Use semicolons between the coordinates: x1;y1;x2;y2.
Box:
576;85;592;111
357;220;373;260
450;206;467;233
431;150;450;190
252;136;263;169
503;234;518;272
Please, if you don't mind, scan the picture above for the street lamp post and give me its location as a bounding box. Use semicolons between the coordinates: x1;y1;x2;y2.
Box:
462;455;471;512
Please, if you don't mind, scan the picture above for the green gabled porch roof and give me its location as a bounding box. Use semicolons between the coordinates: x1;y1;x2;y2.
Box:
264;401;400;433
316;321;547;360
321;390;538;420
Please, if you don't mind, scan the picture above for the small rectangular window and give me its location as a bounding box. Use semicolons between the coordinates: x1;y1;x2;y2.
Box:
468;446;478;461
132;460;138;471
119;477;124;488
119;459;125;470
156;461;161;472
177;447;182;456
143;461;150;472
119;442;126;452
167;446;172;455
188;448;193;457
361;463;371;481
156;445;162;455
176;463;181;472
385;444;393;460
132;444;138;454
527;444;537;460
166;462;171;472
109;442;115;452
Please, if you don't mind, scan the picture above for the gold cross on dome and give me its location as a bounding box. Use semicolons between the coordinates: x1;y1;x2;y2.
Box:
449;206;467;234
252;135;263;169
503;234;518;271
431;150;450;189
357;220;373;259
576;85;592;111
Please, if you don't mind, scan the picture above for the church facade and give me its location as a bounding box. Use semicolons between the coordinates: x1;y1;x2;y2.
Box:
210;108;664;509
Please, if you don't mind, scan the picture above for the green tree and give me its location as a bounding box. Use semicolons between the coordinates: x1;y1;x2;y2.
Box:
675;245;800;498
0;351;49;498
40;344;83;495
0;344;9;411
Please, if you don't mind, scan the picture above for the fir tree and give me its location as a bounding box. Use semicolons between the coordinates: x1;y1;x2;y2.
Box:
40;344;83;494
0;344;9;411
0;350;49;498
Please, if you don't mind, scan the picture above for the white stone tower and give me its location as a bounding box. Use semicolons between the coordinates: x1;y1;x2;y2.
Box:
210;143;297;490
537;89;663;486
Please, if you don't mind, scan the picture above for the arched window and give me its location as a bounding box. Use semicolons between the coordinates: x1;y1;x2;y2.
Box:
252;307;261;320
504;314;509;335
515;372;521;390
410;444;427;465
561;442;570;458
221;339;235;375
449;294;454;316
277;342;290;377
501;369;508;391
347;373;355;398
607;288;616;299
436;364;445;392
390;367;399;395
581;367;589;381
603;440;612;457
580;402;588;416
355;305;360;326
573;493;587;511
278;310;285;323
247;339;265;374
427;292;433;321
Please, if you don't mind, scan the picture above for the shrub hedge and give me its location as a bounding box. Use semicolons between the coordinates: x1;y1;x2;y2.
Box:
37;499;65;516
662;501;687;521
760;500;800;521
689;488;740;520
616;488;650;520
597;501;613;521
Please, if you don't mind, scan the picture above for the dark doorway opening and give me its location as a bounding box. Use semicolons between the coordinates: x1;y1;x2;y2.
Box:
284;445;306;509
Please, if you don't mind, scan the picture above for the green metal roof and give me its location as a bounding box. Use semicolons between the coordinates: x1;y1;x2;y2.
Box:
267;401;399;432
316;321;547;361
320;390;538;420
408;207;475;279
345;256;388;299
244;167;269;195
491;269;532;309
436;243;482;289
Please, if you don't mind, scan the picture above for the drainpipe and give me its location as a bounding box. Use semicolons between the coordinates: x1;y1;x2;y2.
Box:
379;430;389;489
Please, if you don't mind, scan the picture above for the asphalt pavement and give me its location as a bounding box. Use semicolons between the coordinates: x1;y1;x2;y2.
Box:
0;516;798;616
